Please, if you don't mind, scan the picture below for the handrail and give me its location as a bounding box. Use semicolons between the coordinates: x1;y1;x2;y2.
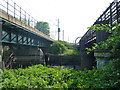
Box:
0;0;47;36
80;1;120;45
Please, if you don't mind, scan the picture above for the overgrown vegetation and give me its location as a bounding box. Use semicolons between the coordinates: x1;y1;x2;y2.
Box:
49;41;68;55
86;23;120;56
86;23;120;87
0;23;120;89
86;23;120;69
49;40;80;56
0;63;119;88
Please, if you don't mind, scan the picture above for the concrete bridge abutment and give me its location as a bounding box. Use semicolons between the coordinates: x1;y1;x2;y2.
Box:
2;44;45;69
0;20;3;69
79;40;96;70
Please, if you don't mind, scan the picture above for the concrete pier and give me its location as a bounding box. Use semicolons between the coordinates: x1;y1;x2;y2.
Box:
0;20;2;69
2;44;45;69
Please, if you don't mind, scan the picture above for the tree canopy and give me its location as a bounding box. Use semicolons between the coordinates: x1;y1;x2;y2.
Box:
49;41;68;55
35;21;50;36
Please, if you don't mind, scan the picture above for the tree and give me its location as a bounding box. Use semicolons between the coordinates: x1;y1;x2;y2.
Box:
59;40;74;49
35;21;50;36
49;41;68;55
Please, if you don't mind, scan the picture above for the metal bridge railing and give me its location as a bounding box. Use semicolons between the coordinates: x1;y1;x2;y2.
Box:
0;0;40;34
80;1;120;47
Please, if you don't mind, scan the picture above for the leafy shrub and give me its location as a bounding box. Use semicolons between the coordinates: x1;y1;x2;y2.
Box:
49;41;68;54
62;49;80;56
59;40;74;49
1;63;120;88
86;23;120;58
49;41;80;56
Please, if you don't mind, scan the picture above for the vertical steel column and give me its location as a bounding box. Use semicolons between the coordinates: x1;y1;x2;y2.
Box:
7;0;9;14
20;7;21;21
16;31;18;44
110;3;113;26
116;2;119;23
28;14;30;26
0;20;3;69
25;11;26;24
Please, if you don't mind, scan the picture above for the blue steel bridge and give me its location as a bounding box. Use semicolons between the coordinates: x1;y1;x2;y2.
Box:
0;0;54;69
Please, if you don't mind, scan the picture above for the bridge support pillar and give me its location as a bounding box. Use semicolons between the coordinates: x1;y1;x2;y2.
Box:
0;43;2;69
2;44;45;68
80;51;96;70
94;50;111;68
0;20;3;69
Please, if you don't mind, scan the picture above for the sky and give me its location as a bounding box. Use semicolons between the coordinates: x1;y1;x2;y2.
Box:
9;0;115;43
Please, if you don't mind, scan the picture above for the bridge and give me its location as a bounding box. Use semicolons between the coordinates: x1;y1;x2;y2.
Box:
0;0;54;69
79;1;120;70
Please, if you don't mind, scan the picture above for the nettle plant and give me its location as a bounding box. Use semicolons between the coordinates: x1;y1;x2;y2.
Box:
86;23;120;57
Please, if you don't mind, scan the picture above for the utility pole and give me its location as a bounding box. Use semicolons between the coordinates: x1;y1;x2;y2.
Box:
63;30;64;41
68;37;69;42
58;19;60;41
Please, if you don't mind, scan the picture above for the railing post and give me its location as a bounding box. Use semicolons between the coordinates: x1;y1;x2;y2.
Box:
20;7;21;21
25;11;26;24
116;2;119;23
7;0;9;14
110;3;112;26
14;2;16;18
34;19;35;28
28;14;30;26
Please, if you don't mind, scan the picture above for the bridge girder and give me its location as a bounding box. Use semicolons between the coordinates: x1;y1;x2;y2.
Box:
0;18;53;48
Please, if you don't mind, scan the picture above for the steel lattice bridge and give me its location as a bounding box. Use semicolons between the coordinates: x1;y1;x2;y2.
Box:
0;0;54;47
0;0;54;69
79;1;120;51
79;1;120;70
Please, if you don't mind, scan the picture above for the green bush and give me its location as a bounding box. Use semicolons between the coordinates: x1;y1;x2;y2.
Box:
59;40;74;49
62;49;80;56
49;41;80;56
49;41;68;55
1;62;119;88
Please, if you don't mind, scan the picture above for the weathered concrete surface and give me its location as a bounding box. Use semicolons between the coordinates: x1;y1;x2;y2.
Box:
0;19;2;69
80;52;96;70
94;50;111;68
2;45;44;68
46;54;81;66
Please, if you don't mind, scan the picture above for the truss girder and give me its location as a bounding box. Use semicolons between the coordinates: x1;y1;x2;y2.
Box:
1;20;52;48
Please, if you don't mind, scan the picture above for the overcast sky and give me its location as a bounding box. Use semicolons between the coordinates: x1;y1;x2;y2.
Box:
10;0;115;43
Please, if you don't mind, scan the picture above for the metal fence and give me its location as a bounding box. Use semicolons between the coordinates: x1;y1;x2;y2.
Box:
0;0;38;32
79;1;120;49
